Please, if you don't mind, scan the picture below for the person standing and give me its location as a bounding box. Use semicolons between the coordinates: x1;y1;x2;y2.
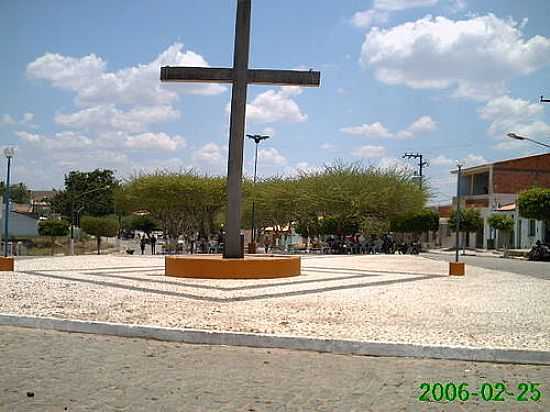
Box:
140;235;146;255
151;234;157;255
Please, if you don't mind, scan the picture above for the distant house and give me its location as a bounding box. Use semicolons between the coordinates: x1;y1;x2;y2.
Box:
30;190;55;218
0;198;40;238
436;153;550;249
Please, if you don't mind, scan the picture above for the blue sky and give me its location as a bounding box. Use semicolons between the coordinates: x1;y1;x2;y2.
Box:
1;0;550;204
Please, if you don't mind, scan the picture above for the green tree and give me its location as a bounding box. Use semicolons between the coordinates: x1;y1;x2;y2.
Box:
80;216;119;255
38;219;69;256
391;209;439;238
118;171;226;240
50;169;119;219
449;208;484;251
488;214;515;252
518;188;550;223
449;208;483;233
0;182;31;203
124;214;159;237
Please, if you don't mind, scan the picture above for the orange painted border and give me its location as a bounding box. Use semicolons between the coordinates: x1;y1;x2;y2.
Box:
165;255;300;279
0;257;14;272
449;262;465;276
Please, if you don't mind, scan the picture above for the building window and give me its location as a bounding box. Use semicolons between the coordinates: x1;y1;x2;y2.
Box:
528;219;536;237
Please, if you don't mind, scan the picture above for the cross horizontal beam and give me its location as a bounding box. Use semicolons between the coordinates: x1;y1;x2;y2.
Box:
160;66;321;87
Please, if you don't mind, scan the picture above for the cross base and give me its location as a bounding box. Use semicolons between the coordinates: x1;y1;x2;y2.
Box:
165;255;300;279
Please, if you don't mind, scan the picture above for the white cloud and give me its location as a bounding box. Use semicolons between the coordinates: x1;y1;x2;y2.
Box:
374;0;438;11
448;0;467;13
462;154;487;167
320;143;335;150
260;127;276;137
351;9;389;29
245;87;307;124
258;147;287;165
21;113;34;124
2;113;37;128
377;156;411;171
431;154;454;166
55;104;179;133
408;115;437;134
27;43;224;107
360;14;550;100
16;130;92;150
342;116;436;139
479;95;550;138
15;131;42;143
192;143;226;164
126;132;186;152
352;145;386;159
341;122;392;138
1;114;16;126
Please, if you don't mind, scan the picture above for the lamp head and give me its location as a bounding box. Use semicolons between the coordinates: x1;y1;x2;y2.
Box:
3;146;15;158
247;134;270;144
507;132;525;141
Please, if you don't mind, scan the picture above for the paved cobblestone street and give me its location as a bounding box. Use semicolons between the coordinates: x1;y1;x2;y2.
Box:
1;326;548;411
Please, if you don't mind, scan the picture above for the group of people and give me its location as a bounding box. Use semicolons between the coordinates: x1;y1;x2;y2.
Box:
323;233;419;255
139;234;157;255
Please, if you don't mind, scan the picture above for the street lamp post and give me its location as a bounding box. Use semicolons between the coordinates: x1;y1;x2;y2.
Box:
246;134;270;253
455;163;463;263
69;185;111;256
507;133;550;149
3;147;15;257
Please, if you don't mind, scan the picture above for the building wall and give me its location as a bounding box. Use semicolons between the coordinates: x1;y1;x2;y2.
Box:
0;212;39;238
493;154;550;194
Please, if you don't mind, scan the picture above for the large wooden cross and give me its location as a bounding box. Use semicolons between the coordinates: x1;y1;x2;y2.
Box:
161;0;320;258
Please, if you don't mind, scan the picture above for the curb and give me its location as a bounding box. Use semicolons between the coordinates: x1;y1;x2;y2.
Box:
1;314;549;365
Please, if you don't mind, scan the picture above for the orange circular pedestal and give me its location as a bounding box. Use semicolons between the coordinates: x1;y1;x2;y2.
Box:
165;255;300;279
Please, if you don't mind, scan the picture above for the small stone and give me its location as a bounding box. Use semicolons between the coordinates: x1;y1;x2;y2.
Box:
26;391;34;398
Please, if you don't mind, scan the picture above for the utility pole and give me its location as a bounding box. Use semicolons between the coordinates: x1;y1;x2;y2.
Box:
402;153;429;189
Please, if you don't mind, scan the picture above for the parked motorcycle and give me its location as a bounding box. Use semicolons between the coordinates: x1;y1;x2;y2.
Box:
527;241;550;261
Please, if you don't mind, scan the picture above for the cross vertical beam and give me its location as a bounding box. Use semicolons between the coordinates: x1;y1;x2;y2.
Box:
225;0;251;258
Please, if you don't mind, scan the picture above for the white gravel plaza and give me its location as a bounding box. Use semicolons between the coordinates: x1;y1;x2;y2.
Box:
1;254;549;351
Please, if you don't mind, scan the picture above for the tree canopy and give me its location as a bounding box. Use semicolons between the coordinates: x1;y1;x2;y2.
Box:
488;214;514;233
116;170;226;239
38;219;69;255
0;182;30;204
113;162;428;240
50;169;119;219
391;208;439;234
244;162;428;238
449;208;484;233
80;216;119;255
518;187;550;222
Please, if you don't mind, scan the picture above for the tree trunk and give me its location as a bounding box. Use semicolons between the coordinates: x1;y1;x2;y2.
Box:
97;236;101;255
51;236;56;256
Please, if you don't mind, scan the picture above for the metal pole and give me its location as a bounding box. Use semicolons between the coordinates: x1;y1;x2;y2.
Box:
419;154;423;190
69;199;75;256
4;156;12;257
251;141;259;246
455;164;462;263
